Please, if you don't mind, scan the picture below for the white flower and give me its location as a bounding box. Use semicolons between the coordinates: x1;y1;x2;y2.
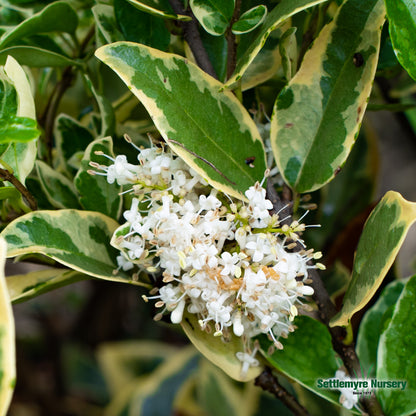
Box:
96;142;320;377
335;370;359;410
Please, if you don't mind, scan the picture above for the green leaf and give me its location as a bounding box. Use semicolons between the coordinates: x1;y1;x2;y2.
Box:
226;0;327;88
92;4;124;46
279;27;297;81
84;76;116;138
259;315;340;405
95;42;267;200
0;1;78;48
35;160;81;209
200;30;228;82
181;312;262;382
1;55;38;184
0;186;19;201
385;0;416;80
7;268;88;303
0;46;81;67
270;0;385;193
356;280;405;377
190;0;235;36
232;5;267;35
377;275;416;416
124;0;191;21
0;65;39;144
114;0;171;51
330;191;416;327
54;114;95;174
0;209;141;285
0;238;15;416
75;137;122;220
241;29;282;91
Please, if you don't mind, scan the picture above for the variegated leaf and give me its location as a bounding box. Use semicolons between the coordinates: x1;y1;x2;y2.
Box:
226;0;327;88
271;0;385;193
125;0;191;21
0;210;141;285
190;0;235;36
84;76;116;138
0;238;16;416
181;312;262;382
356;280;405;377
36;160;81;209
95;42;267;200
259;315;340;405
385;0;416;81
7;268;88;303
330;192;416;327
377;275;416;416
0;1;78;48
0;46;81;67
232;5;267;35
75;137;122;220
92;4;124;47
1;56;38;184
54;114;94;174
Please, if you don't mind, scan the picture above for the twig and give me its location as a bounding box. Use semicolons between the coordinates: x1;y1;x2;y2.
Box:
225;0;242;80
39;66;74;163
168;0;218;79
255;367;310;416
0;168;37;211
265;184;385;416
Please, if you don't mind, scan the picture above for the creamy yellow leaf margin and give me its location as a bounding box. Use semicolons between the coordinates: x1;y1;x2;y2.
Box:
271;0;385;193
0;238;16;416
181;312;262;382
331;191;416;327
95;42;266;200
7;268;87;303
126;0;191;21
2;210;143;286
2;56;38;183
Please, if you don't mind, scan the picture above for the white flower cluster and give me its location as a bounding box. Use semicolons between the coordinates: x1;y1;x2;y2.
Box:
91;142;323;376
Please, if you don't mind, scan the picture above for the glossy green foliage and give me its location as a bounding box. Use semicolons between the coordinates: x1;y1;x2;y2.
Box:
0;2;78;49
1;210;140;284
75;137;122;220
7;268;88;303
356;280;405;377
226;0;327;87
232;5;267;35
114;0;171;51
96;42;267;200
331;192;416;327
190;0;235;36
385;0;416;80
259;316;340;405
377;275;416;416
271;0;385;193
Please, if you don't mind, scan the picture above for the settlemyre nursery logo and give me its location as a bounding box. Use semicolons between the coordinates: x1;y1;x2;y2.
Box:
316;370;407;410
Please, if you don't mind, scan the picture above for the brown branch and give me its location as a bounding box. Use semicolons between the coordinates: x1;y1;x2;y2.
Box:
225;0;242;80
255;367;310;416
168;0;217;79
0;168;37;211
39;66;74;163
266;184;385;416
